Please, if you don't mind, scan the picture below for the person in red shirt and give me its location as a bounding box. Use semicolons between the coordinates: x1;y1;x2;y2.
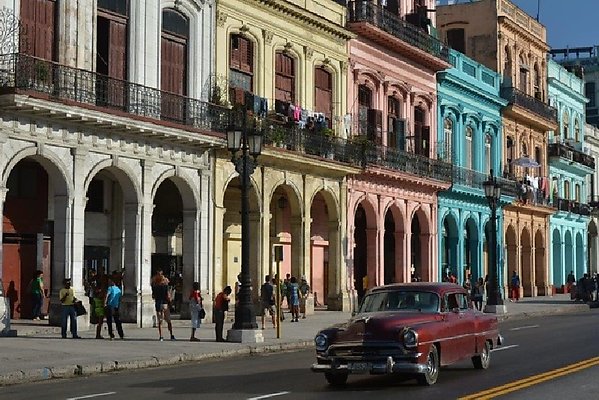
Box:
189;282;203;342
214;286;232;342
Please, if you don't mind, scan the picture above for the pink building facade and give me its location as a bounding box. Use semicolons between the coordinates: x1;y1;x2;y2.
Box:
345;0;452;301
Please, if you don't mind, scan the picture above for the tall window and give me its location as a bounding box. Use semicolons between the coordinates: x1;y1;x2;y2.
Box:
535;146;542;176
446;28;465;53
503;46;513;85
413;106;429;157
275;52;295;103
357;85;372;136
485;134;492;174
20;0;57;60
229;34;254;103
506;136;514;176
534;63;541;99
465;126;473;169
97;0;129;108
388;97;404;149
519;56;528;93
564;180;571;200
315;67;333;123
161;9;189;121
441;117;453;162
575;184;581;202
562;111;570;140
574;119;581;142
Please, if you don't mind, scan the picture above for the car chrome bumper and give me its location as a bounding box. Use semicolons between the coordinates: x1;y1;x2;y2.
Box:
311;356;427;375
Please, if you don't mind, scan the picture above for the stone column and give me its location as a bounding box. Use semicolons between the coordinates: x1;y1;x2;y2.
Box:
366;227;378;286
198;169;212;313
456;232;465;283
394;230;405;283
121;203;143;323
180;208;200;319
48;194;72;326
70;148;88;328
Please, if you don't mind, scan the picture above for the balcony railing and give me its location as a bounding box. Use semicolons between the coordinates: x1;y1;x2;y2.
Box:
347;1;449;62
0;53;368;166
548;143;595;170
452;166;488;189
554;198;591;216
500;86;557;122
362;144;453;182
0;53;231;133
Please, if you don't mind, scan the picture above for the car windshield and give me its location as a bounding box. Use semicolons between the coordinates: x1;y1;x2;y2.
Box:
358;290;440;313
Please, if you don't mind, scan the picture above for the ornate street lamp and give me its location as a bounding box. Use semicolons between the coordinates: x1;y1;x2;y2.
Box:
483;170;506;313
226;109;263;342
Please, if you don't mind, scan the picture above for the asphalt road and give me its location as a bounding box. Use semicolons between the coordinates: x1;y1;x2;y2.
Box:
1;310;599;400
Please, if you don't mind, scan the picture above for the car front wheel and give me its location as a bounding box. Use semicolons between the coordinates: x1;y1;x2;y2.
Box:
472;340;491;369
417;345;439;386
325;372;348;387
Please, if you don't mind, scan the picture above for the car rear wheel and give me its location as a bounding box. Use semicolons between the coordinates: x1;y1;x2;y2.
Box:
472;340;491;369
417;345;439;386
325;372;348;387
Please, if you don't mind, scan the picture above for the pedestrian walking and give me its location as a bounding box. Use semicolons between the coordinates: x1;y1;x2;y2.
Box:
471;277;484;311
151;269;175;341
93;287;106;339
566;271;575;293
30;270;47;320
189;282;203;342
510;271;520;302
105;278;124;340
214;286;232;342
59;278;81;339
299;276;310;319
283;274;291;311
260;275;276;330
288;276;300;322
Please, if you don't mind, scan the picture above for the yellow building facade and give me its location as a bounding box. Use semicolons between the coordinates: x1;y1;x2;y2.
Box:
438;0;558;297
212;0;359;311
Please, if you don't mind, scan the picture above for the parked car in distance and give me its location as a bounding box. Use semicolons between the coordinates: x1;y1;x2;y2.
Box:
311;282;503;386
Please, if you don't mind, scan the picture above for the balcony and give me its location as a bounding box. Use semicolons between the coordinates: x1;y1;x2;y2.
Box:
362;144;452;182
500;86;558;128
554;198;591;217
548;143;595;171
497;176;518;198
451;166;487;190
0;53;366;167
347;1;450;70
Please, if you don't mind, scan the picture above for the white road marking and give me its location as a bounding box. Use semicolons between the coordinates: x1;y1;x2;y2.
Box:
66;392;116;400
509;324;539;331
491;344;519;352
247;391;290;400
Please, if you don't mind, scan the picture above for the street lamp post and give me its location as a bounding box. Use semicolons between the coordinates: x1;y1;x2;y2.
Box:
226;108;264;342
483;170;507;314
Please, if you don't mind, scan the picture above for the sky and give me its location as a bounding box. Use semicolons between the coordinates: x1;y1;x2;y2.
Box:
509;0;598;50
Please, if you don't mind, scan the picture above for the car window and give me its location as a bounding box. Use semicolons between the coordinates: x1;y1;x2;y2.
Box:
358;290;440;313
444;293;469;312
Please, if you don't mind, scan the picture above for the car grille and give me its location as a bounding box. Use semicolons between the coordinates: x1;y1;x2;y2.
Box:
328;343;405;358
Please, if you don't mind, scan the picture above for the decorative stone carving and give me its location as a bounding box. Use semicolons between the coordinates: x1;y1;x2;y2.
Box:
263;30;274;45
305;46;314;60
216;10;227;27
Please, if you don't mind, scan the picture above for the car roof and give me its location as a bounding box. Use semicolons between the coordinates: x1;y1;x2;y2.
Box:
369;282;466;296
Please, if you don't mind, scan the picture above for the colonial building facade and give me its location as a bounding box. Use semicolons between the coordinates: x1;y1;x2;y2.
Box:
213;0;359;311
436;50;510;286
547;60;593;288
438;0;558;297
585;123;599;276
0;0;218;326
345;0;452;302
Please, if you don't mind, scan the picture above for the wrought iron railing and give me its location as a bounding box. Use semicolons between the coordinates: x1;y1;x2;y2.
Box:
452;166;487;189
0;53;231;132
548;143;595;170
500;86;557;122
496;176;518;198
362;144;453;182
554;198;591;216
347;1;449;62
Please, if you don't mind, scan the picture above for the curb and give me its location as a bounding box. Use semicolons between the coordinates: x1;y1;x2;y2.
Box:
0;340;314;387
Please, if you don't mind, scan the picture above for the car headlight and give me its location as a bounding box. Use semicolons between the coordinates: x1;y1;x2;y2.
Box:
402;328;418;348
315;333;328;351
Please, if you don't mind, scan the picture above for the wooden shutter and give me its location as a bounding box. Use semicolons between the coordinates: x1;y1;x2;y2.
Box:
275;52;295;102
396;118;406;150
106;20;127;108
161;31;187;122
20;0;56;60
230;35;241;70
420;126;430;157
315;68;332;120
239;37;253;73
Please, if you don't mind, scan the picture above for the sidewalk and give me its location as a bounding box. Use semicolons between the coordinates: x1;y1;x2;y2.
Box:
0;294;591;386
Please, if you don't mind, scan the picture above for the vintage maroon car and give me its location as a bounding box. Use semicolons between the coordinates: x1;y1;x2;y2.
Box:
311;282;503;386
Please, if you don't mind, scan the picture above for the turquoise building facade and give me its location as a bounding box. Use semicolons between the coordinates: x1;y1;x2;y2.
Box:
436;50;510;285
547;60;594;287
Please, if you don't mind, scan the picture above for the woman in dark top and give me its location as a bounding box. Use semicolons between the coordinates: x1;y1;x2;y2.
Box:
151;269;175;341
